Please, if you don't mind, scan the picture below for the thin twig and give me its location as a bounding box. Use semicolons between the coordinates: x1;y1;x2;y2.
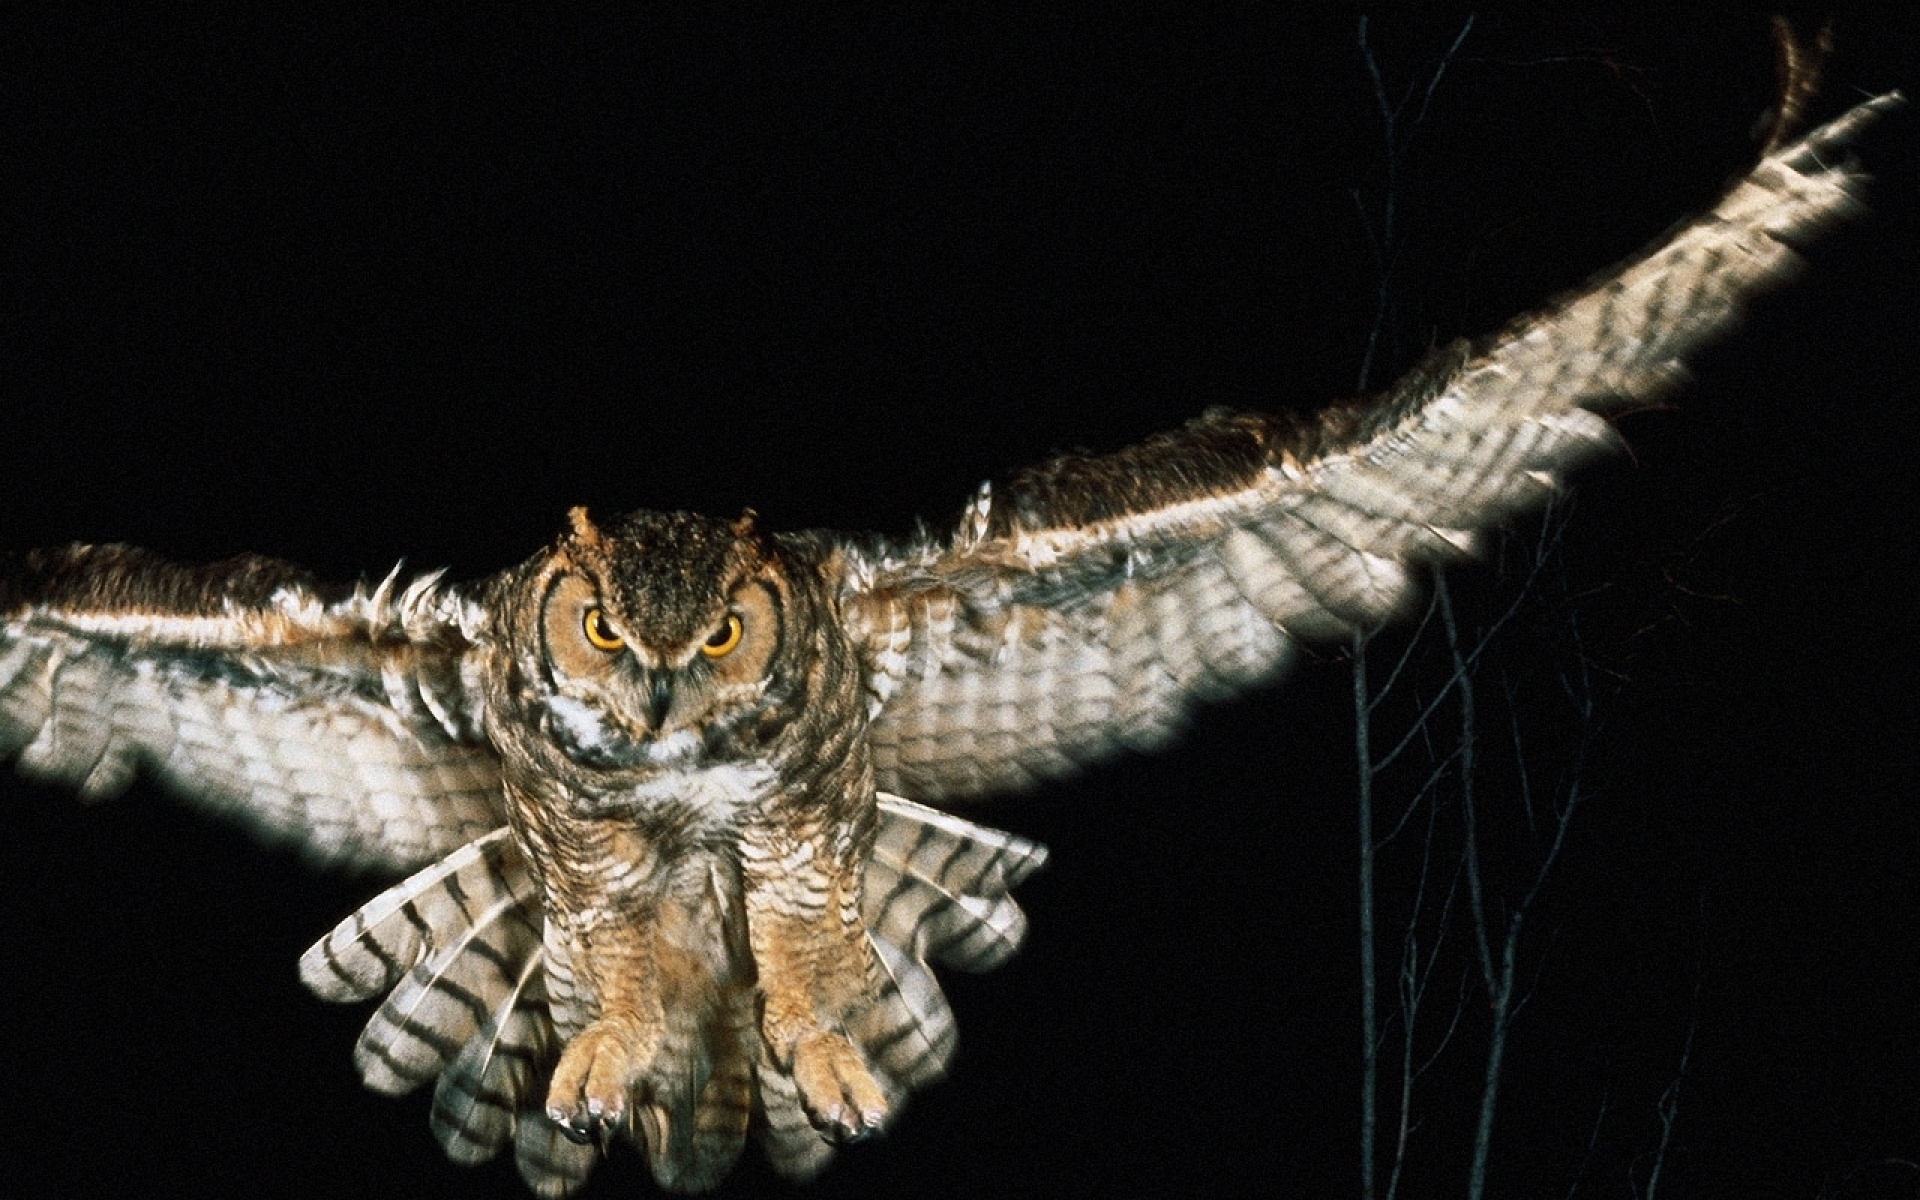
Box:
1639;922;1704;1200
1354;629;1381;1200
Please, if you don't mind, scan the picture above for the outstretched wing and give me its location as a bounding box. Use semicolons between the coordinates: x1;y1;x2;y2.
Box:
838;91;1902;804
0;542;504;871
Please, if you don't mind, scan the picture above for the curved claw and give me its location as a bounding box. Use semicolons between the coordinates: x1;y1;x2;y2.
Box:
551;1112;600;1147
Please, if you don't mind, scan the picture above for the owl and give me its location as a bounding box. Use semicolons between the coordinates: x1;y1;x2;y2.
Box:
0;91;1899;1196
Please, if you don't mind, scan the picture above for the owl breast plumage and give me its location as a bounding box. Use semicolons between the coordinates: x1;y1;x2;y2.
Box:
0;92;1899;1195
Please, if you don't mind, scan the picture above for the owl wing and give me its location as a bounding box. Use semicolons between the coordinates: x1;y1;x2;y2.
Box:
0;542;504;872
837;91;1902;804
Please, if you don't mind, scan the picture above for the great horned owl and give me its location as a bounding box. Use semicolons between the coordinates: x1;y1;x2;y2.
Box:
0;92;1899;1195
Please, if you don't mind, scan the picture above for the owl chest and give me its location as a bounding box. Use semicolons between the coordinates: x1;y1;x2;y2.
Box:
506;765;777;1016
529;833;750;1038
506;760;777;888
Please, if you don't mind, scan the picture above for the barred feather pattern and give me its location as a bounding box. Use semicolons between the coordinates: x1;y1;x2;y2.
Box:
299;793;1047;1190
0;545;501;870
296;830;590;1194
751;1040;836;1182
842;91;1902;804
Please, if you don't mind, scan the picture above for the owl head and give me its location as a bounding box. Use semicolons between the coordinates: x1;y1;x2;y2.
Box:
488;506;810;776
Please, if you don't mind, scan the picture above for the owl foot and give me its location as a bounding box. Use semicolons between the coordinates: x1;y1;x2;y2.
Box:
546;1016;658;1144
790;1030;888;1143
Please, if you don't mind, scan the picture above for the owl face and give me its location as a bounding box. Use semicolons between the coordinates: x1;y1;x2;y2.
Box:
504;507;795;775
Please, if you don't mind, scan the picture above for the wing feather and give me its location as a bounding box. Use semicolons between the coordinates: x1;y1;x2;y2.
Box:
842;91;1901;803
1;543;504;871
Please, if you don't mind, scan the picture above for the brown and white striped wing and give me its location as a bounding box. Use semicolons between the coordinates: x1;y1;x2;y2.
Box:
840;91;1900;804
0;543;504;871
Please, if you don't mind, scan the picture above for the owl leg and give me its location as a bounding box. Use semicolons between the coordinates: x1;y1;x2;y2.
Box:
542;915;671;1143
742;849;889;1142
543;872;748;1185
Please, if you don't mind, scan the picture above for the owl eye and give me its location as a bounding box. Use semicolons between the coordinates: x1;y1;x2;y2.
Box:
701;613;743;659
582;607;625;652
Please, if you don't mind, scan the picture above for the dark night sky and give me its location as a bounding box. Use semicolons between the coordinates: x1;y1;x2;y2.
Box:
1;7;1915;1199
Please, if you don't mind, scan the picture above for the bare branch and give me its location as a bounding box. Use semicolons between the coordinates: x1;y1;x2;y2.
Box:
1638;927;1705;1200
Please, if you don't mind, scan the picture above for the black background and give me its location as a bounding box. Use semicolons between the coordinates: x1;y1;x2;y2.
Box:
1;6;1915;1198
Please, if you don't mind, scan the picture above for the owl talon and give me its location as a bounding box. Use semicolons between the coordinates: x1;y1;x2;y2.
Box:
546;1016;657;1143
550;1111;597;1146
790;1031;889;1143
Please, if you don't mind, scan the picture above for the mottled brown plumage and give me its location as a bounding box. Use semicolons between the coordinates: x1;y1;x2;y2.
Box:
0;91;1898;1194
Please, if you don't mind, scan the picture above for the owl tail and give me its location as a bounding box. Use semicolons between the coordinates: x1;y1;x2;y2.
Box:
865;792;1051;973
298;828;598;1196
298;826;533;1006
632;983;757;1194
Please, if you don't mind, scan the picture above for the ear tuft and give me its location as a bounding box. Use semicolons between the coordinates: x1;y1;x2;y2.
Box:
566;506;605;548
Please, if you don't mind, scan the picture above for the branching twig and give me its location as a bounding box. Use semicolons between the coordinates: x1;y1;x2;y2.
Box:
1352;13;1476;394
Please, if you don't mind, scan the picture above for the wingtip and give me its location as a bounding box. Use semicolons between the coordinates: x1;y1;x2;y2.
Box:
1780;90;1907;166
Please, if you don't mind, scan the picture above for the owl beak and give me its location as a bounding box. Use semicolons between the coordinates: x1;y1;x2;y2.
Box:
645;672;675;730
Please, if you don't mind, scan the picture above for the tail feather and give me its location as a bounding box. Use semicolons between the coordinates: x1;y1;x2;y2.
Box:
845;795;1049;1108
430;955;548;1165
298;826;522;1001
751;1043;836;1183
867;792;1049;971
514;1111;600;1199
647;983;756;1193
353;887;542;1093
852;931;959;1095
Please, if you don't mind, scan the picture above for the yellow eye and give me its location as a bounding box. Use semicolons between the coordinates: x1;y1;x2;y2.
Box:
582;607;625;652
701;613;743;659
